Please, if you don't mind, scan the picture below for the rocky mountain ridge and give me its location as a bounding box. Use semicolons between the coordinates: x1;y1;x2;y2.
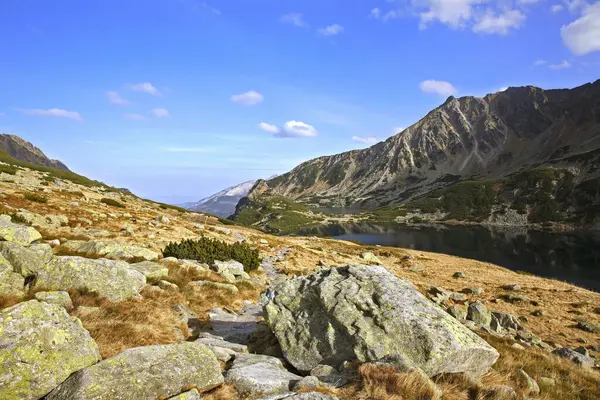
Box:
183;180;256;217
263;80;600;209
0;134;69;171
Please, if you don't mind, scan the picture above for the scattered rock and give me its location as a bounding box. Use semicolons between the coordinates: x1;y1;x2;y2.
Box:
511;343;525;350
360;252;382;265
516;369;539;395
576;320;600;333
47;239;61;247
156;215;171;224
34;291;73;310
552;348;594;368
467;301;492;327
209;304;262;343
0;215;43;244
453;272;465;279
61;240;160;261
260;239;269;245
168;389;202;400
213;259;245;276
47;343;223;399
447;305;467;320
462;287;484;295
574;346;590;357
450;292;468;302
255;393;339;400
409;264;425;272
0;300;101;400
292;376;321;391
187;280;239;295
532;310;544;317
265;265;499;377
195;336;249;353
310;364;352;387
502;293;531;303
34;256;146;301
158;280;179;291
225;353;301;396
130;261;169;280
478;385;517;400
491;312;523;332
503;284;521;291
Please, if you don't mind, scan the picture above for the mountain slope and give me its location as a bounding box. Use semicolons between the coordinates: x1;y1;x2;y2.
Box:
265;80;600;208
0;134;69;170
184;180;256;217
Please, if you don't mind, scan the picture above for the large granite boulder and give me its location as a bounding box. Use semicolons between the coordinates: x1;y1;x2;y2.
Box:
47;342;223;400
225;353;302;396
61;240;160;261
33;256;146;301
0;300;101;400
265;265;499;377
0;252;24;297
0;241;53;276
0;215;42;245
130;261;169;280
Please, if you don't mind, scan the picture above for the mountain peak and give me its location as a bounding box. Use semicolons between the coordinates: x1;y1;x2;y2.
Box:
0;134;69;171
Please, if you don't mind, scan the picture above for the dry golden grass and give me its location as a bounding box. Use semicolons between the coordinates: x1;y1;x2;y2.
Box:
201;383;239;400
71;288;189;359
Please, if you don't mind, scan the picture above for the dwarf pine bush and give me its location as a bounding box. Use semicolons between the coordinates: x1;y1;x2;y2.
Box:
163;237;260;271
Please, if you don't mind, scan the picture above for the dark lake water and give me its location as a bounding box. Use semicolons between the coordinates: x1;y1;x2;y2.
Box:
299;223;600;292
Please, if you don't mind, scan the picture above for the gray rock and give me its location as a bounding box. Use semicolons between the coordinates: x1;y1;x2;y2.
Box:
208;345;237;362
409;264;425;272
0;241;53;276
130;261;169;280
453;272;465;278
447;305;467;320
255;393;339;400
574;346;590;357
516;369;539;395
195;337;249;353
449;292;468;302
61;240;160;261
47;342;223;400
360;252;382;265
213;259;245;276
576;320;600;333
502;293;531;303
532;310;544;317
265;265;499;377
158;280;179;291
310;364;351;387
292;376;321;391
0;215;42;245
491;312;522;331
33;256;146;301
467;301;492;327
225;353;302;396
462;287;484;295
168;389;202;400
34;291;73;310
0;300;101;400
0;252;24;296
156;215;171;224
511;343;525;350
503;284;521;291
209;305;262;343
552;348;594;368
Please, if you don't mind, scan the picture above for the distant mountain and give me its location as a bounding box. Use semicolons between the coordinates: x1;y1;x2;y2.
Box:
0;134;69;171
184;180;257;217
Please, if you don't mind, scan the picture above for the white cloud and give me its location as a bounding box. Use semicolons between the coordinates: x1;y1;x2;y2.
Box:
260;120;318;138
21;108;82;120
419;80;458;97
418;0;481;30
123;113;145;121
258;122;279;133
548;60;572;69
561;2;600;55
280;13;306;27
533;59;547;66
128;82;161;96
231;90;264;105
565;0;588;13
370;8;381;18
318;24;344;36
106;91;129;105
151;108;170;118
498;86;509;92
352;136;378;145
371;7;400;22
551;4;564;12
472;9;525;34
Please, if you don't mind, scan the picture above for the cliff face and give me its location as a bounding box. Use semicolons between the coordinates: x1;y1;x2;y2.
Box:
266;80;600;208
0;134;70;171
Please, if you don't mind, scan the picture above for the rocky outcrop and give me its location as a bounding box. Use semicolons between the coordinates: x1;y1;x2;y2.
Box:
265;265;499;377
0;300;101;400
0;241;53;276
33;256;146;301
0;215;42;245
61;240;160;261
0;134;70;170
130;261;169;280
0;252;24;296
225;354;302;396
47;342;223;400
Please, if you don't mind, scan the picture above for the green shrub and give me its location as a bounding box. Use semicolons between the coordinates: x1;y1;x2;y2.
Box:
163;237;260;271
0;164;18;175
10;213;28;224
101;198;125;208
24;192;48;203
158;202;188;213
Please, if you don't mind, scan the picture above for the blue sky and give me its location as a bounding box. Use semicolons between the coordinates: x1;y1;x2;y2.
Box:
0;0;599;203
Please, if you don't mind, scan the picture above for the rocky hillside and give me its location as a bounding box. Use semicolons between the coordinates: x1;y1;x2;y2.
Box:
0;134;69;170
0;155;599;399
264;80;600;211
183;180;256;218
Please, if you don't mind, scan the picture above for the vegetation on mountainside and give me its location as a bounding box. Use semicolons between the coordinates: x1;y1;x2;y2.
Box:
366;168;600;226
163;237;260;271
230;191;326;234
101;198;125;208
23;192;48;203
0;164;18;175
